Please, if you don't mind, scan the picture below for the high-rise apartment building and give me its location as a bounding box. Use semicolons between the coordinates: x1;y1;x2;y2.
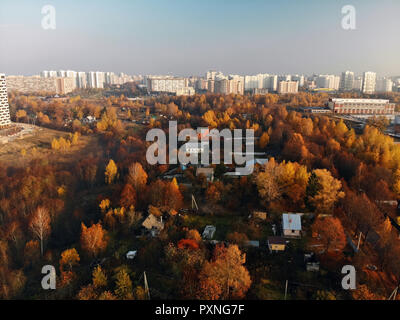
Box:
362;72;377;94
278;81;298;94
340;71;355;91
376;78;393;93
6;75;75;94
244;74;277;92
87;71;105;89
147;76;188;93
0;74;11;127
316;75;340;90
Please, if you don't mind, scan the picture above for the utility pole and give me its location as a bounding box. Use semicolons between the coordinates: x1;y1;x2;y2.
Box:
388;285;398;300
144;271;150;300
284;280;288;300
191;194;199;211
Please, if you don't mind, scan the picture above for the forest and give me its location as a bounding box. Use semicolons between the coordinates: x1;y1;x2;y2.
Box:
1;91;400;300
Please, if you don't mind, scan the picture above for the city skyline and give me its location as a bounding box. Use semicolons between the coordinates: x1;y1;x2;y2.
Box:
1;0;400;76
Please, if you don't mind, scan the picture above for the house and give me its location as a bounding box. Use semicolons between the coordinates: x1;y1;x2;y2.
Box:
142;214;165;237
282;213;302;238
267;236;286;252
196;167;214;182
202;225;216;240
126;251;137;260
82;115;97;124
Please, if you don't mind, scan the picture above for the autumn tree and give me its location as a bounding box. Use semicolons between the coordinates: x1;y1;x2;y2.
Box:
119;183;137;209
29;207;51;256
92;266;108;289
128;162;148;192
80;223;108;257
311;216;346;255
309;169;345;214
197;244;251;300
114;270;133;300
105;159;118;184
59;248;80;271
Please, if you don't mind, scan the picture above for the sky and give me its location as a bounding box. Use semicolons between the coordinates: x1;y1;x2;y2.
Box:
0;0;400;77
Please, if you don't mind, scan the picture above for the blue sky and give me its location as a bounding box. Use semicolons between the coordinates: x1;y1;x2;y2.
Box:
1;0;399;76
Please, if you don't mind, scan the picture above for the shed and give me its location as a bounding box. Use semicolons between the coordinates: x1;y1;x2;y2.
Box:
267;236;286;252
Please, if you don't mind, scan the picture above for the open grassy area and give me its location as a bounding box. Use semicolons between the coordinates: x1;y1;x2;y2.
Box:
0;126;102;167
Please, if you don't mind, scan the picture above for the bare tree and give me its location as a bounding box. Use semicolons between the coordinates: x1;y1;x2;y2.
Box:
29;207;51;256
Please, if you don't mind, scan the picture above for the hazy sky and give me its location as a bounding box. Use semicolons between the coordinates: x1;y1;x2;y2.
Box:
1;0;400;77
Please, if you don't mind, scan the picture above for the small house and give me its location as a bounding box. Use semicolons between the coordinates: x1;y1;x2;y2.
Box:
142;214;165;237
202;225;216;240
282;213;302;238
267;236;286;252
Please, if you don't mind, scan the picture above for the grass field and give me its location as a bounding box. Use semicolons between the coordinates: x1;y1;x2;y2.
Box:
0;126;102;167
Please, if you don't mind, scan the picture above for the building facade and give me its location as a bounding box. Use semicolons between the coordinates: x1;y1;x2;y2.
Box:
362;71;377;94
339;71;355;91
278;80;299;94
6;76;75;94
328;98;395;115
147;76;188;93
0;74;11;127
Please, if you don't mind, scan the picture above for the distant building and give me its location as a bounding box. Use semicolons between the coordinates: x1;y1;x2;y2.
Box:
282;213;302;238
6;75;75;94
316;74;340;90
213;78;244;95
0;74;11;127
376;78;393;93
147;76;188;94
362;71;377;94
244;74;277;92
340;71;355;91
278;81;298;94
328;98;395;115
87;71;105;89
175;86;195;96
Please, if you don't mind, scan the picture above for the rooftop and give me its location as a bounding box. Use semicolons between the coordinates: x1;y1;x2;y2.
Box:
282;213;302;231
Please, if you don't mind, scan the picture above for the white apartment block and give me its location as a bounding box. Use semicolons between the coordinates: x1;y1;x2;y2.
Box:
376;78;393;93
244;74;277;92
340;71;355;91
147;76;188;93
87;71;105;89
278;80;298;94
206;70;225;81
316;75;340;90
0;74;11;127
291;75;305;87
362;72;377;94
